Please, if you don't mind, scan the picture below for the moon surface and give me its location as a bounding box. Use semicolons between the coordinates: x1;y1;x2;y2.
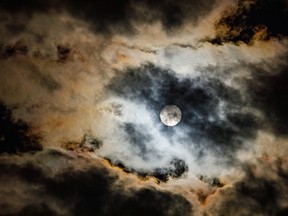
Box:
160;105;182;126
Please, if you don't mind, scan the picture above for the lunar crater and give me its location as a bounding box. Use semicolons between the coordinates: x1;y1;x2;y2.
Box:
160;105;182;126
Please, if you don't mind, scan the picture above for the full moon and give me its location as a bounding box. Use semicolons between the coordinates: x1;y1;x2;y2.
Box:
160;105;182;126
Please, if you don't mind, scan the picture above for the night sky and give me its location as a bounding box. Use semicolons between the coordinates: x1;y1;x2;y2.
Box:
0;0;288;215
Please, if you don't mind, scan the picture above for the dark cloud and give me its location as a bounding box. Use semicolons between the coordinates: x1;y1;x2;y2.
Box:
151;158;189;182
215;162;288;216
0;1;58;41
0;0;216;34
0;0;56;13
106;156;189;182
46;170;192;216
114;187;192;216
210;0;288;45
247;64;288;136
62;134;103;152
57;45;71;63
65;0;216;33
123;123;154;160
63;0;133;34
80;134;103;149
0;42;28;58
135;157;189;182
108;64;258;161
199;176;224;188
128;0;216;31
14;204;58;216
0;103;42;154
277;208;288;216
0;150;192;216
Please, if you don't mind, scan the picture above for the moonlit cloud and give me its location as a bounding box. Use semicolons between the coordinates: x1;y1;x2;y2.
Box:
0;0;288;215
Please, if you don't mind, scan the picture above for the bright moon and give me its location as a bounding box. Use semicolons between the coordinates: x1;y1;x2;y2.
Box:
160;105;182;126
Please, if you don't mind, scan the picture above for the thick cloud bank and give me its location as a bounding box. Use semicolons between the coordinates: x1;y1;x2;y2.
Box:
0;0;288;215
0;150;192;216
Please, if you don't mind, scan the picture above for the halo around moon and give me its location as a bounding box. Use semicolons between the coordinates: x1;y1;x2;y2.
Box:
160;105;182;126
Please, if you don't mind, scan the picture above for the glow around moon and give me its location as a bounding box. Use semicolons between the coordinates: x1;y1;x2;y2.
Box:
160;105;182;126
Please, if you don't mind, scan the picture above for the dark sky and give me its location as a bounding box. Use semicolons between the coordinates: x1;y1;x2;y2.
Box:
0;0;288;215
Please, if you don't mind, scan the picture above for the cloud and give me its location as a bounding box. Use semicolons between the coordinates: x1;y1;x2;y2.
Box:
247;61;288;136
0;103;42;154
209;0;288;45
0;150;192;216
0;0;288;215
106;63;259;169
205;157;288;216
0;0;218;35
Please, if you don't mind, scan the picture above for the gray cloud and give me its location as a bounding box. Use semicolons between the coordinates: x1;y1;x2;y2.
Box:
205;159;288;216
246;61;288;136
0;150;192;216
107;64;259;166
0;0;218;35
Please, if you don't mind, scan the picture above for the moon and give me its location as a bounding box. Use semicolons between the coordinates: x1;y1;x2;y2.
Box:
160;105;182;126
